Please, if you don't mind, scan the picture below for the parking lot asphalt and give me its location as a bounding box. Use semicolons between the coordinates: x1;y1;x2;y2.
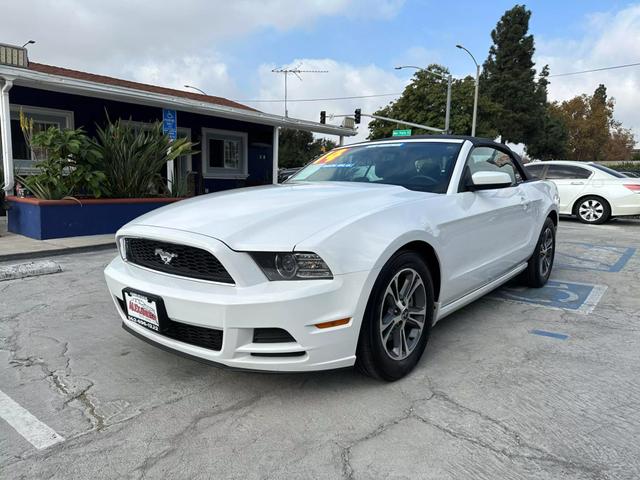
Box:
1;218;639;480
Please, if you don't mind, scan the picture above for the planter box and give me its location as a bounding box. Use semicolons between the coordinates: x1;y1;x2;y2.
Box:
7;196;183;240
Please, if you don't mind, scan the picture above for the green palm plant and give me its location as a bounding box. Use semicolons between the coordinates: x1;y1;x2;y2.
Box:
94;119;195;198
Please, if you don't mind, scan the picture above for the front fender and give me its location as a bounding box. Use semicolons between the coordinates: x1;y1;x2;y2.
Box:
295;199;444;336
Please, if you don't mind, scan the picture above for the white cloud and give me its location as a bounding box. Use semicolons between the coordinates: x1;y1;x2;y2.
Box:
1;0;406;138
127;56;239;99
254;58;407;142
2;0;402;74
537;4;640;143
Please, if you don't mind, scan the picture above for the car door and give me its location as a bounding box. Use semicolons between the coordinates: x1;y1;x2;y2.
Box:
544;164;592;214
441;146;536;301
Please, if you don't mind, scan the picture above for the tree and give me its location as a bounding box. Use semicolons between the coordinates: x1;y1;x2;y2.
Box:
367;65;497;139
603;124;635;162
278;129;336;168
551;84;634;161
525;106;569;160
481;5;547;144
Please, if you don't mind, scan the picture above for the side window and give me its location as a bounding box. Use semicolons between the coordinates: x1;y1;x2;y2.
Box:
465;147;523;187
546;165;592;180
525;164;545;179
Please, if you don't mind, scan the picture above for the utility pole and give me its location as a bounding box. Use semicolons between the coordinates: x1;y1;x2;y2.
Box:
272;65;328;117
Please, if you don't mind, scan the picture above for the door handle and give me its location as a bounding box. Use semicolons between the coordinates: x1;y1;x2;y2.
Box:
570;181;585;185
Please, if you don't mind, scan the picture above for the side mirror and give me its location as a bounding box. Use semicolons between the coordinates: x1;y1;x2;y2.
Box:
466;171;513;191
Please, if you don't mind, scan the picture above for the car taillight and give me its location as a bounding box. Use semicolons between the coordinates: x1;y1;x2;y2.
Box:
624;184;640;193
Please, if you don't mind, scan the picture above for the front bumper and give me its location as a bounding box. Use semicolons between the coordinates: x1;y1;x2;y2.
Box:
104;253;370;372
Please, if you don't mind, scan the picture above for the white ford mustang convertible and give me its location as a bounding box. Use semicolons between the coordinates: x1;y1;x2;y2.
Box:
104;136;559;380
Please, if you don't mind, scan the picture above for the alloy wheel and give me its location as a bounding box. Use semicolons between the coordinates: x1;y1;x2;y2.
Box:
379;268;427;361
578;199;604;222
539;227;554;278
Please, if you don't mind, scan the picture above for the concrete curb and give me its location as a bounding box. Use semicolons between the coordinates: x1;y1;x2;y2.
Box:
0;260;63;282
0;242;117;264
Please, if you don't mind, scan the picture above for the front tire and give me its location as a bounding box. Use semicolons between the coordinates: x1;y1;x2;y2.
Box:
356;251;434;381
523;217;555;288
574;196;611;224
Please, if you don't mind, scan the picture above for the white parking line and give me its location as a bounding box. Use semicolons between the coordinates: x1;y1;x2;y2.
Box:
0;389;65;450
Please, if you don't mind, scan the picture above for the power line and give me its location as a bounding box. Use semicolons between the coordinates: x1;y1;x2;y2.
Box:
234;61;640;104
549;61;640;77
235;92;402;103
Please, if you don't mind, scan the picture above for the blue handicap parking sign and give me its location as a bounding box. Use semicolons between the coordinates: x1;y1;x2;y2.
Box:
162;108;177;141
556;242;635;272
490;280;607;314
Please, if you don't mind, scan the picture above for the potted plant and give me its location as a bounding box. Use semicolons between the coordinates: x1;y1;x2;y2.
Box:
7;117;195;239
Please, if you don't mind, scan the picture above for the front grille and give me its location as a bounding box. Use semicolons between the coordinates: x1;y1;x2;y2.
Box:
118;298;223;351
253;328;296;343
125;238;234;284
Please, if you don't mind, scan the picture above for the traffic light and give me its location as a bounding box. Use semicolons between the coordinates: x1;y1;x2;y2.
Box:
320;111;326;124
354;108;361;124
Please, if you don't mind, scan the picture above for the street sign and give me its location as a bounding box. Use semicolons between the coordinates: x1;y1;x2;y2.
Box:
392;129;412;137
162;108;177;141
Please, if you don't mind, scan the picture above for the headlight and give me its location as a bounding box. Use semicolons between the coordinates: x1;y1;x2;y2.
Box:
250;252;333;280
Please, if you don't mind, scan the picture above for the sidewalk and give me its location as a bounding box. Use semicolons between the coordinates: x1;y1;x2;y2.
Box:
0;216;116;262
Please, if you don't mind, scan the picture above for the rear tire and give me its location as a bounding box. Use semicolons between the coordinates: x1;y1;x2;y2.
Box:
574;196;611;224
356;251;434;381
523;217;555;288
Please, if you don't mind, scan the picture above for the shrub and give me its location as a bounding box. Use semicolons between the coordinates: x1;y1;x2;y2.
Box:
94;119;194;198
607;161;640;173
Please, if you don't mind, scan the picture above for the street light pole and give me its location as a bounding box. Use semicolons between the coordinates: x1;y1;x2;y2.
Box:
444;74;452;133
472;64;480;137
184;85;207;95
395;65;452;133
456;44;480;137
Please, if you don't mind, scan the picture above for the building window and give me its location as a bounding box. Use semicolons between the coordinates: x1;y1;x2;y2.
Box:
5;105;74;172
201;128;247;178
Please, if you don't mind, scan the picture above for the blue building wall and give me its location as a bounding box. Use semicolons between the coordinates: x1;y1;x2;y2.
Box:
9;86;275;192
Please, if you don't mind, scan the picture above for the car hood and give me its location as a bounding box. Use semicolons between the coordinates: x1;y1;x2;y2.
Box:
129;182;426;250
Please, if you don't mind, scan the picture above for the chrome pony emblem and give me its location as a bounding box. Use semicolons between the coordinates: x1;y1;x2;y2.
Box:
154;248;178;265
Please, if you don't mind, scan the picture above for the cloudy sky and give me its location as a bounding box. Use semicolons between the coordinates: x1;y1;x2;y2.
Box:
2;0;640;143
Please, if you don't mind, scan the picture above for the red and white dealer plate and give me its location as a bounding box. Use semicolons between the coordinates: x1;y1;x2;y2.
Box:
124;291;160;331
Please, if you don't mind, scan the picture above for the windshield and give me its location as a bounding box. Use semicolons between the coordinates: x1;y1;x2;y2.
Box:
590;163;626;178
288;141;463;193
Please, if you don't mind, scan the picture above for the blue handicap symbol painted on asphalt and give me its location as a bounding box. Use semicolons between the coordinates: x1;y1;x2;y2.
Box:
530;329;569;340
490;280;607;314
556;242;635;272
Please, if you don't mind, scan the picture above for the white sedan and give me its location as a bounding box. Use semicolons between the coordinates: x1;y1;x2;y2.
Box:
104;136;559;380
525;160;640;224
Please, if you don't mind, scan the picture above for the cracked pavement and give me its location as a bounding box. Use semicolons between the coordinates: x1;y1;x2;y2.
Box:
1;218;639;479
